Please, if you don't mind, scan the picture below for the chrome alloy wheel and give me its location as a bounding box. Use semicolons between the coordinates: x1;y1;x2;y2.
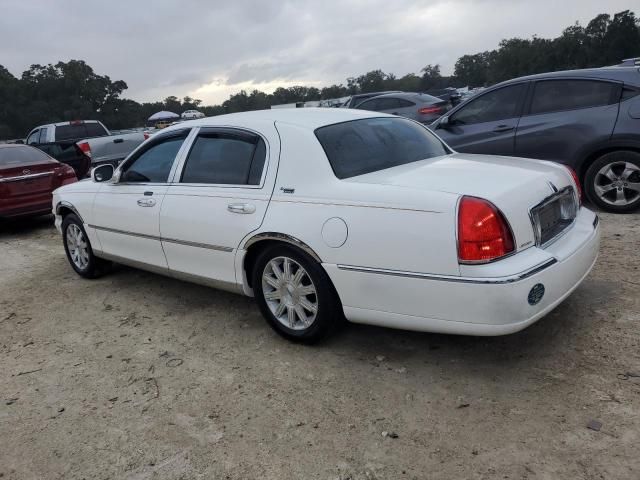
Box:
261;256;318;330
66;223;89;270
594;161;640;206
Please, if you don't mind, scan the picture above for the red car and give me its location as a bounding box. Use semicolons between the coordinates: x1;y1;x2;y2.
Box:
0;144;78;219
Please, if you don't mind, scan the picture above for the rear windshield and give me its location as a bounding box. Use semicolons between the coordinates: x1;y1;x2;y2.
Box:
0;146;53;166
55;123;107;141
315;117;449;179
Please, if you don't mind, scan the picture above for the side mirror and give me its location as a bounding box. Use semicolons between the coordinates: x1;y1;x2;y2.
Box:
91;164;114;183
437;116;450;129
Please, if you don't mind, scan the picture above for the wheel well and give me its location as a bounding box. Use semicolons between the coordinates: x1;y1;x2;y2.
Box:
243;238;322;289
579;146;640;181
57;206;75;218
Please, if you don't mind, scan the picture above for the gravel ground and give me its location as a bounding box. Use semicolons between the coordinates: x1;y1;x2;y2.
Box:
1;212;639;480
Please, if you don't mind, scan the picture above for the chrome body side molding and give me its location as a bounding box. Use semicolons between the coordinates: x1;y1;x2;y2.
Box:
336;258;558;285
88;224;233;253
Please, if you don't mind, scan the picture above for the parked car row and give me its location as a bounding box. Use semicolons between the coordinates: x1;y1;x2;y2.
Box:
348;63;640;213
431;65;640;213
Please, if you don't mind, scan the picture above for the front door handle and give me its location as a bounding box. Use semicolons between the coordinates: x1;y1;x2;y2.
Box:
137;198;156;207
492;125;515;133
228;203;256;214
113;138;124;144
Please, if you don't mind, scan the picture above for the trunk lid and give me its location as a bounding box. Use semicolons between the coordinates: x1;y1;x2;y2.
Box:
346;152;576;251
0;148;62;204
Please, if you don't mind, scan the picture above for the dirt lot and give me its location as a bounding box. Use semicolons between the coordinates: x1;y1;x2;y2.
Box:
1;212;639;480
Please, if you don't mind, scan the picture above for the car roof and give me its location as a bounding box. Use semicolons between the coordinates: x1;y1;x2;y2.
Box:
499;66;640;86
160;108;391;133
360;92;442;103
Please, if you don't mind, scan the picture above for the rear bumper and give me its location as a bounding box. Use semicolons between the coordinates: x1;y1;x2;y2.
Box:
324;208;600;335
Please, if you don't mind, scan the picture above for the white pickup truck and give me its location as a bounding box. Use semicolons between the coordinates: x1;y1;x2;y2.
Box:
25;120;148;169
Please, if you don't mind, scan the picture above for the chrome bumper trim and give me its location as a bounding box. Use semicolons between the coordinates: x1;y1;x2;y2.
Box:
336;258;558;285
0;172;52;183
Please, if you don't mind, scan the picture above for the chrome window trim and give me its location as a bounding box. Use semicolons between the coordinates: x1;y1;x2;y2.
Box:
169;125;271;189
88;224;232;252
336;258;558;285
0;171;52;183
112;128;194;185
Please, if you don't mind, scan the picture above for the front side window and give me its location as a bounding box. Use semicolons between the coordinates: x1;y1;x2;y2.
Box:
181;130;266;185
120;132;187;183
26;130;40;145
451;83;527;125
355;98;380;111
529;80;618;115
315;117;449;179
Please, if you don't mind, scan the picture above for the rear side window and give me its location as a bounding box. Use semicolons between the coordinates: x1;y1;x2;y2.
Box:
55;124;87;141
529;80;618;115
181;130;266;185
315;117;449;179
85;122;108;137
26;130;40;145
452;83;527;125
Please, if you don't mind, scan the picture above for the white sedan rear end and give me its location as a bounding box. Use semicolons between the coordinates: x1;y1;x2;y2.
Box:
52;108;599;343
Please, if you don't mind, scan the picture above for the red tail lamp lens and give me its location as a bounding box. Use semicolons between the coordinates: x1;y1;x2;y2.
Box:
457;196;515;263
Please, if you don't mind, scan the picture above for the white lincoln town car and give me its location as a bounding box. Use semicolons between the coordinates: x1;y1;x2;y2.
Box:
53;108;600;343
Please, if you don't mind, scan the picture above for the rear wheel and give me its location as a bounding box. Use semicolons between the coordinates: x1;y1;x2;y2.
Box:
252;245;342;343
585;151;640;213
62;213;109;278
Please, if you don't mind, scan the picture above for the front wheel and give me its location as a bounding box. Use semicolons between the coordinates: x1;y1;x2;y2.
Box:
252;245;342;343
585;151;640;213
62;213;109;278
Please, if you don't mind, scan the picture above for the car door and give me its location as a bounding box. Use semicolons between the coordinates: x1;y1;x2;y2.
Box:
91;129;190;270
160;126;278;287
435;82;528;156
514;78;621;164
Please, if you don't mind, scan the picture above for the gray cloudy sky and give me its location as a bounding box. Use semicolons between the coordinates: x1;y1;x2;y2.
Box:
0;0;632;104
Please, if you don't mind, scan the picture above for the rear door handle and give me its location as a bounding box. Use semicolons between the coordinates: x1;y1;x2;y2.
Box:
137;198;156;207
228;203;256;214
113;138;124;144
492;125;515;133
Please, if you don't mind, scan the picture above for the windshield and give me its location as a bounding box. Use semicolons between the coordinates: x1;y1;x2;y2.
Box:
315;117;449;179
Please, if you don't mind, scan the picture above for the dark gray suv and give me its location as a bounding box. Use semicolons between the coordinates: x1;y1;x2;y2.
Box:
431;65;640;213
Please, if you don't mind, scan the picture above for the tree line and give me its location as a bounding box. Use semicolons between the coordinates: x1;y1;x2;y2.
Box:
0;10;638;139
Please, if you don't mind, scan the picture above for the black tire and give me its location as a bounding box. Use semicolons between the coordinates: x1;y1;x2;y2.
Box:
61;213;109;278
252;244;343;344
584;151;640;213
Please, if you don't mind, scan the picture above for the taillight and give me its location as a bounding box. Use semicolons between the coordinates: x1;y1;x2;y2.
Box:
418;106;443;115
565;166;582;205
78;141;92;159
457;196;515;263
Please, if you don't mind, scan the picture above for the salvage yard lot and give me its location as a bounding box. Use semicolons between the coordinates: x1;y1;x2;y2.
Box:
1;213;639;479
